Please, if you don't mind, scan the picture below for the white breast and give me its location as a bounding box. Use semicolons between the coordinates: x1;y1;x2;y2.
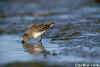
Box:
32;31;45;38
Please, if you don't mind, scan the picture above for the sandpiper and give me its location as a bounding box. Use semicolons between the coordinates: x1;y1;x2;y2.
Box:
22;22;54;42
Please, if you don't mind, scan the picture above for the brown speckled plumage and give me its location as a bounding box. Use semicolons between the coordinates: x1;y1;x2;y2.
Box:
22;23;54;40
31;23;54;32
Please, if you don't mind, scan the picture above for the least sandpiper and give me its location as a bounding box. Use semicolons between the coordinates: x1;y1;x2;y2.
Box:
22;22;54;42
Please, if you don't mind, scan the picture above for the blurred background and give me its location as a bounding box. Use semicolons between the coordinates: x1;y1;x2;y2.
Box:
0;0;100;67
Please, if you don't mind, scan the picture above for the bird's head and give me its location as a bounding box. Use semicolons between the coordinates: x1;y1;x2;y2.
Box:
22;33;30;41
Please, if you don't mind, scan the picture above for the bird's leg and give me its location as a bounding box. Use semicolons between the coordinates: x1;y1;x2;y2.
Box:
39;32;46;42
39;35;44;48
39;35;42;42
43;32;46;38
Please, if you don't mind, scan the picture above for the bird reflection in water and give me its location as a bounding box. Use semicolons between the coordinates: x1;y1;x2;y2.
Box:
21;41;50;57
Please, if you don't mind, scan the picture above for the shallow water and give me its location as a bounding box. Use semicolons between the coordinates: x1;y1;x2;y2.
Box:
0;0;100;67
0;34;100;65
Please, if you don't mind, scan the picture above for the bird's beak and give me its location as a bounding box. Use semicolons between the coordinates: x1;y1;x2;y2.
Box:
21;40;25;44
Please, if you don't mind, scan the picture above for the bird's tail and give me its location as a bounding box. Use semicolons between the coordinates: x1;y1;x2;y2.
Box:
49;22;55;27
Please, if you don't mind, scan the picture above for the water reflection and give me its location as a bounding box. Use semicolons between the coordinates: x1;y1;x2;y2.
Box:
21;40;51;57
22;41;44;54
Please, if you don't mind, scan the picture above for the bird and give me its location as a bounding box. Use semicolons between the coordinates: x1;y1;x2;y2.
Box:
22;22;54;42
